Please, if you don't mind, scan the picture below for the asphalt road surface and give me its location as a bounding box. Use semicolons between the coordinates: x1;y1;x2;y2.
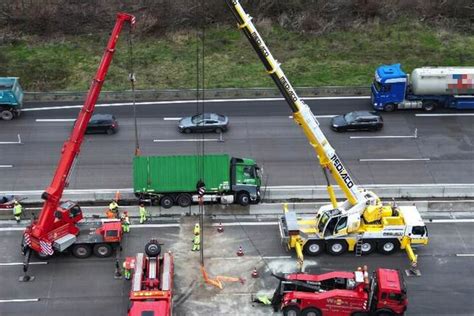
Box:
0;98;472;192
0;214;473;315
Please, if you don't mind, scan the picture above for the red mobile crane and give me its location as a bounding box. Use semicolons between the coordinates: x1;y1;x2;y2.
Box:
21;13;136;278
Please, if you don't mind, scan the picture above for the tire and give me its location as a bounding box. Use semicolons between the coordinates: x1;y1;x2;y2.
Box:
106;128;115;135
375;309;395;316
145;240;162;257
383;103;396;112
72;244;92;259
177;193;192;207
377;239;400;255
237;192;250;206
303;240;325;256
215;127;223;134
422;101;437;112
352;312;369;316
282;305;300;316
160;195;174;209
184;128;192;134
326;240;348;256
1;110;14;121
301;307;322;316
93;243;113;258
360;240;376;255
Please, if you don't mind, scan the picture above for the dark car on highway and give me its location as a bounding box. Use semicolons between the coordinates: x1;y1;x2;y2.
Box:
85;114;119;135
0;195;16;209
178;113;229;134
331;111;383;132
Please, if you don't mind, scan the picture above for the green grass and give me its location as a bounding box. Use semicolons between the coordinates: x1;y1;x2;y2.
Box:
0;21;472;91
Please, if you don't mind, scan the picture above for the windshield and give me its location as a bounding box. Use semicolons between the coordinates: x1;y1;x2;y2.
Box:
344;112;357;123
317;212;330;232
373;79;382;92
191;114;204;123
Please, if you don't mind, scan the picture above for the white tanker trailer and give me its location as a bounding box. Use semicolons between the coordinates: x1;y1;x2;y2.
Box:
371;63;474;111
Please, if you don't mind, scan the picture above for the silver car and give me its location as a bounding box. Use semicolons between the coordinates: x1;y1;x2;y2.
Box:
178;113;229;133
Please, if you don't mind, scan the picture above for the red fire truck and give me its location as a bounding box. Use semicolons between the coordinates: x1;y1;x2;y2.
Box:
126;240;174;316
271;266;407;316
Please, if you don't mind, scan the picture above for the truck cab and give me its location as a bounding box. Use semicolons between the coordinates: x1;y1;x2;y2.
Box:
369;269;408;315
371;64;407;112
230;157;262;205
0;77;24;120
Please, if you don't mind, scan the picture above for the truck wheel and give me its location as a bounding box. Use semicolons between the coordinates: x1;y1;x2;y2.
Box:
375;309;395;316
93;243;113;258
0;110;14;121
303;240;324;256
160;195;174;209
177;193;192;207
422;101;437;112
360;240;376;255
377;239;399;255
237;192;250;206
383;103;396;112
145;240;161;257
326;240;348;256
72;244;92;259
282;305;300;316
301;307;322;316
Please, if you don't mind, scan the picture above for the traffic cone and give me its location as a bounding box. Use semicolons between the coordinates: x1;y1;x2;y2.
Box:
236;245;244;257
217;222;224;233
251;267;259;278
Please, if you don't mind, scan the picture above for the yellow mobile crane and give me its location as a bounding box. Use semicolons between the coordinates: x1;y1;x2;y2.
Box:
225;0;428;268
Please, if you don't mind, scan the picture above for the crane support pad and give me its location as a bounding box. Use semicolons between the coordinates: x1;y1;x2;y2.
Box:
161;253;172;291
284;212;299;234
132;253;144;292
53;234;76;252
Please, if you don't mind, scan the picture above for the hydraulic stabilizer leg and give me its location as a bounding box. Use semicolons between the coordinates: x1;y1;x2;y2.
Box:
19;247;35;282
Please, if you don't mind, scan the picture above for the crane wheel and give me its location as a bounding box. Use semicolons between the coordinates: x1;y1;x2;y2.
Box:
145;240;162;257
326;240;348;256
360;240;376;255
303;240;325;256
71;244;92;258
301;307;322;316
282;305;300;316
377;239;400;255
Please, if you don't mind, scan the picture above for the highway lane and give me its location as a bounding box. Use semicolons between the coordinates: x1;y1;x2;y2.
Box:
0;98;473;191
0;217;473;315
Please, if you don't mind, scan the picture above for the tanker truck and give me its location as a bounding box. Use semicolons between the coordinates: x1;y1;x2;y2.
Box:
371;63;474;112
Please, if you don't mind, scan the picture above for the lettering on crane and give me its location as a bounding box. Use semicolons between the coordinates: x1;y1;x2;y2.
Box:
330;153;354;188
250;32;270;57
279;77;299;102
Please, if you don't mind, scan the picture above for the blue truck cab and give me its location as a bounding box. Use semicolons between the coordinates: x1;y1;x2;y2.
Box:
0;77;24;120
371;64;407;112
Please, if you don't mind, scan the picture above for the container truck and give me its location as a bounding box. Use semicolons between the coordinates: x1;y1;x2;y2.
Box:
0;77;24;120
133;154;262;208
372;63;474;112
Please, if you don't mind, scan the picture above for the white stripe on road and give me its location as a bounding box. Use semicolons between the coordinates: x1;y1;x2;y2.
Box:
153;139;220;143
416;113;474;117
211;222;278;227
129;224;180;228
23;96;370;112
350;135;416;139
0;227;26;231
359;158;430;162
35;119;75;122
0;298;40;303
289;115;336;119
430;219;474;223
163;117;182;121
456;254;474;257
210;255;291;260
0;165;13;168
0;262;48;266
0;134;22;145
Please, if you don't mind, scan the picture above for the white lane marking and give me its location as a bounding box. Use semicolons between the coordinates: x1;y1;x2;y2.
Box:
210;255;291;260
430;219;474;223
289;115;336;119
23;96;370;112
0;134;22;145
0;298;40;303
416;113;474;117
129;224;180;228
0;262;48;266
0;165;13;168
153;139;220;143
359;158;430;162
350;135;416;139
0;227;26;231
163;117;182;121
456;254;474;257
35;119;75;122
211;222;278;227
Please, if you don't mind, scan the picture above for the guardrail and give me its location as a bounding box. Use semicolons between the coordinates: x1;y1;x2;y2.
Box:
2;183;473;204
24;86;371;103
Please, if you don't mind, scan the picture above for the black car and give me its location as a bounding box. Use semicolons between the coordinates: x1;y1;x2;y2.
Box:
85;114;119;135
331;111;383;132
178;113;229;134
0;195;15;209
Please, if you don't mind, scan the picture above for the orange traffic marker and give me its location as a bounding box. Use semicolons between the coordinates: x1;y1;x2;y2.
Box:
251;267;259;278
217;223;224;233
236;245;244;257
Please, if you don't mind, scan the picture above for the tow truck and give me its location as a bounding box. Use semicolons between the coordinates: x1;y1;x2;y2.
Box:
20;13;135;277
272;266;407;316
225;0;428;267
125;239;174;316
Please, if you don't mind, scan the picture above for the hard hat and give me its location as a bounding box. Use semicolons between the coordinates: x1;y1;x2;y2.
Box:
195;223;199;227
123;211;128;215
14;200;19;204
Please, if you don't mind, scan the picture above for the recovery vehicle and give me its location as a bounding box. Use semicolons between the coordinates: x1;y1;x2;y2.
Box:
125;239;174;316
372;64;474;112
272;266;407;316
225;0;428;266
21;13;135;267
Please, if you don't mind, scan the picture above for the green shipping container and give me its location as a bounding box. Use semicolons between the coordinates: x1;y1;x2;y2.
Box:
133;154;231;194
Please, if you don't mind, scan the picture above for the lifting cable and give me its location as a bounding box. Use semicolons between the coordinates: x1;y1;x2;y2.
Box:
128;22;140;156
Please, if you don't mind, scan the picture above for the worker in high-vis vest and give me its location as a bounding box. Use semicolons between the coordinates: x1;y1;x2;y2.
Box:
139;203;148;224
123;260;131;280
192;232;201;251
121;211;130;233
193;223;200;235
107;200;119;218
13;200;22;223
